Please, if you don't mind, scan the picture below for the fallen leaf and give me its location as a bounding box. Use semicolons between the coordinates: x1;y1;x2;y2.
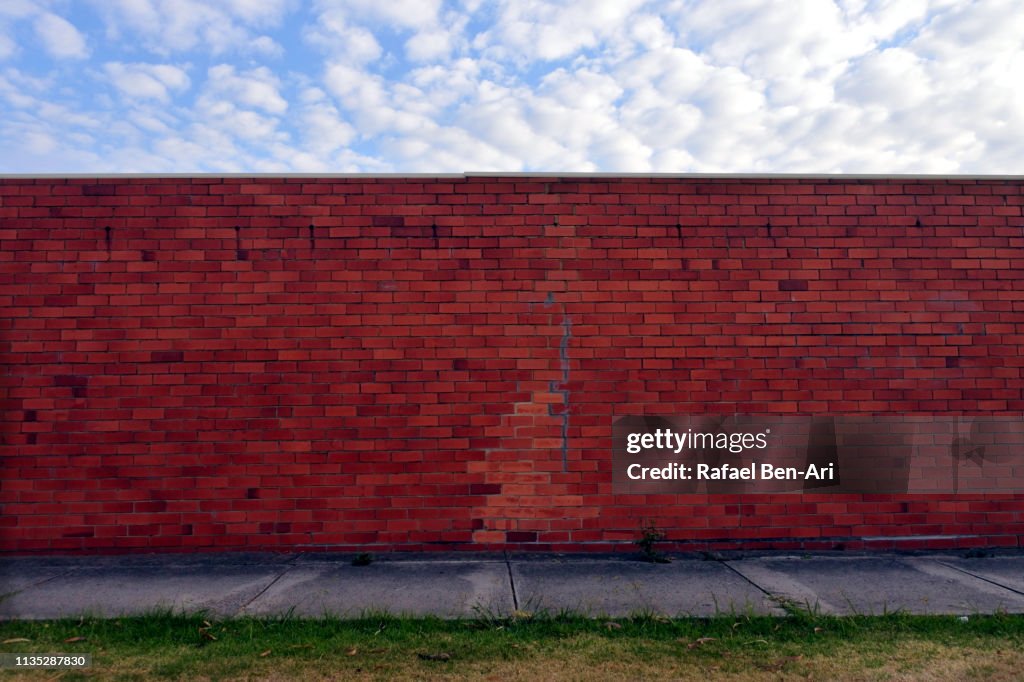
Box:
347;647;359;656
686;637;717;650
64;636;87;643
199;630;217;642
3;638;31;643
259;650;271;658
417;652;452;661
813;627;823;633
604;622;622;630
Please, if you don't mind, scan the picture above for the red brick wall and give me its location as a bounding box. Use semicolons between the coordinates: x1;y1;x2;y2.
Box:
2;175;1024;554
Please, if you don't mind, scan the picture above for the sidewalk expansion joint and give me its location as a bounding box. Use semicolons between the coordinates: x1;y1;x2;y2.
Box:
504;552;519;611
0;568;77;599
934;560;1024;597
235;565;295;616
720;561;789;616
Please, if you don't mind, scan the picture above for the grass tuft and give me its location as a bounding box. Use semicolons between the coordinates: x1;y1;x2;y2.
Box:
1;612;1023;680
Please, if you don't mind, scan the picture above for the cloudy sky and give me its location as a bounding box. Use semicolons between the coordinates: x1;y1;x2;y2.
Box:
0;0;1020;174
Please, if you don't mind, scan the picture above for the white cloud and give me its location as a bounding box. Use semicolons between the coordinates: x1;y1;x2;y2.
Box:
403;7;468;62
324;63;394;133
127;109;176;134
24;130;56;153
222;0;295;25
0;32;15;59
203;64;287;114
378;124;520;172
474;0;647;62
94;0;294;54
315;0;441;30
308;0;464;63
0;0;31;58
34;12;88;59
405;28;453;62
0;0;38;19
104;62;190;102
249;35;283;56
0;68;45;107
2;0;1024;175
296;88;354;152
628;14;674;51
408;58;481;110
304;9;382;63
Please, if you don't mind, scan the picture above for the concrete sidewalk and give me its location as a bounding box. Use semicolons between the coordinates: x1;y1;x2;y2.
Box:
2;551;1024;620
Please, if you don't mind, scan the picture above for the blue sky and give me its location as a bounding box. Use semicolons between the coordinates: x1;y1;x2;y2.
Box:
0;0;1021;173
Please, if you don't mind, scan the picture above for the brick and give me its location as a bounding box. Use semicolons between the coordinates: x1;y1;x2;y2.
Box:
150;350;184;363
81;184;117;196
54;374;88;387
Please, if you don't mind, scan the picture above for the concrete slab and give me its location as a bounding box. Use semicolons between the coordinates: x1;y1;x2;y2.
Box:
726;559;842;614
0;563;288;620
728;556;1024;615
3;551;1024;621
0;558;80;598
932;556;1024;596
240;561;513;618
294;553;507;564
510;558;774;617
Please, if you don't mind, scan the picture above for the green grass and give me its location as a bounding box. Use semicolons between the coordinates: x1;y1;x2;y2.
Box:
2;610;1023;680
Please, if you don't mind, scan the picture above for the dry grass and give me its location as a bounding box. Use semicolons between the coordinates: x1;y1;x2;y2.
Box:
2;611;1022;681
